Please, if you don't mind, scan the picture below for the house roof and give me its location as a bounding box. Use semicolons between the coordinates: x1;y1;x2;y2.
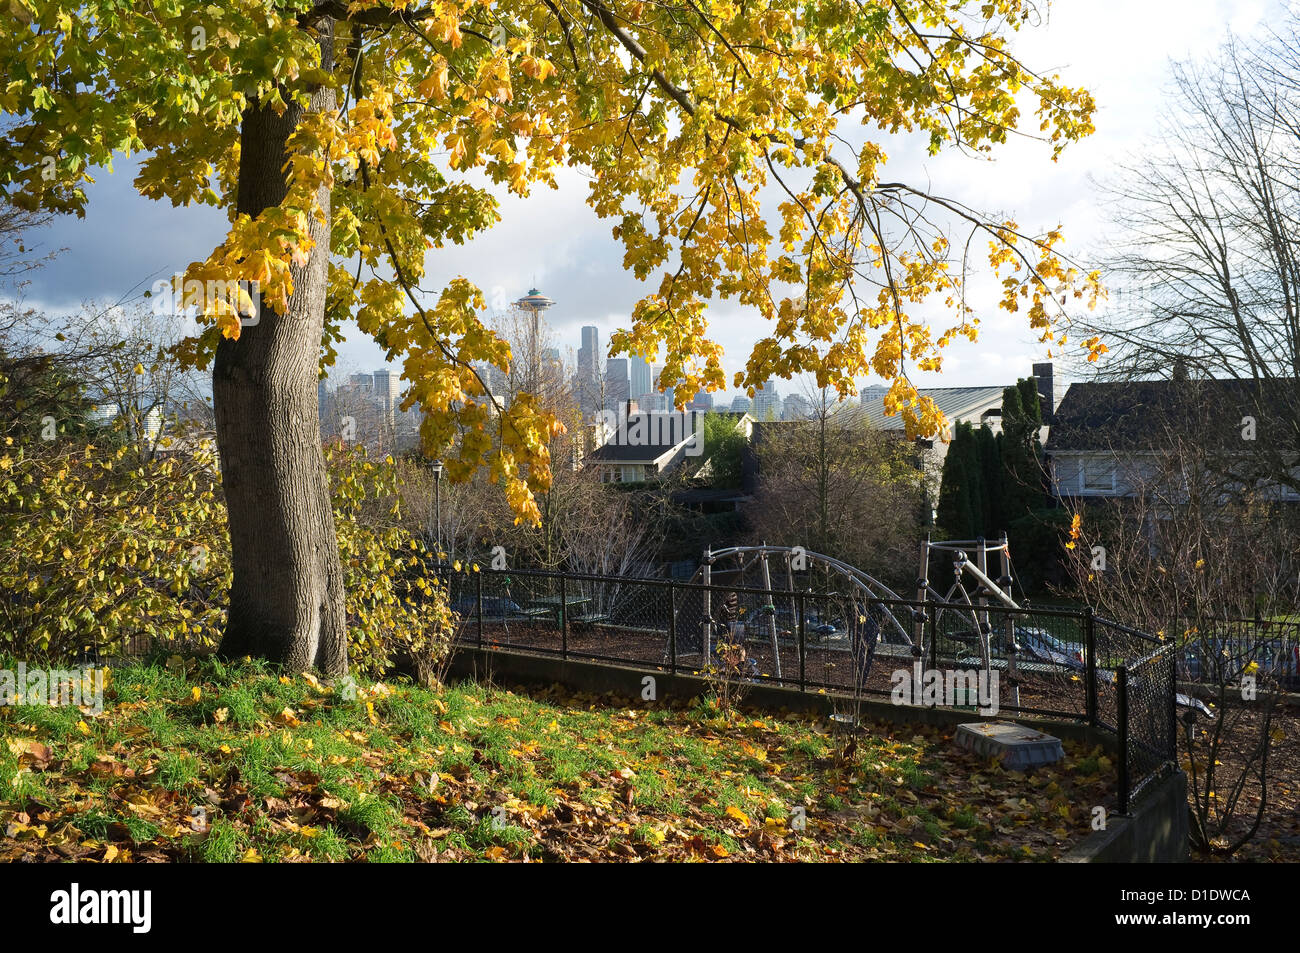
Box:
860;386;1007;432
587;411;706;463
1045;378;1300;452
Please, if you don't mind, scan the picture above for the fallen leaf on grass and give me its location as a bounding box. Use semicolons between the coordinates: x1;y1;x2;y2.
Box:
6;739;52;769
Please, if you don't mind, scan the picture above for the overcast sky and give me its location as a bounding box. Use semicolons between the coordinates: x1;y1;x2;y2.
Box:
12;0;1284;403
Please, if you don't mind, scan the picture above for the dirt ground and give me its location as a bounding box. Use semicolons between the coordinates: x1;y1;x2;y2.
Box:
460;619;1095;714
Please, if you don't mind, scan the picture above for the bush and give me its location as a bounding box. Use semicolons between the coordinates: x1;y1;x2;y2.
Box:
0;433;453;678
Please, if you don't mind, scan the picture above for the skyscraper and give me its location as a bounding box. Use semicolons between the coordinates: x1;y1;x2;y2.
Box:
630;355;652;401
577;326;601;415
577;326;600;383
781;392;811;420
604;358;629;412
371;369;401;415
753;378;781;420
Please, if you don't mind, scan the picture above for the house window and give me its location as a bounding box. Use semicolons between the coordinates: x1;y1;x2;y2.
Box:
1082;458;1114;491
603;467;623;484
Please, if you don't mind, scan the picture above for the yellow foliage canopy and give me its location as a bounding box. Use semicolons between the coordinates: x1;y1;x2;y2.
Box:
1;0;1103;521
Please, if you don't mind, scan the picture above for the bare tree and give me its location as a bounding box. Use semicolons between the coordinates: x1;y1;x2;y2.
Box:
1084;30;1300;490
76;303;211;462
488;306;583;569
744;387;925;585
0;204;59;282
1062;408;1295;856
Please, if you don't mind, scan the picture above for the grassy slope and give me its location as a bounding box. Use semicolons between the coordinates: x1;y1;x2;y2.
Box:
1;656;1118;862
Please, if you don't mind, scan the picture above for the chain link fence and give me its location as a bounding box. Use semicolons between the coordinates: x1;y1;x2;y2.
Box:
1116;641;1178;813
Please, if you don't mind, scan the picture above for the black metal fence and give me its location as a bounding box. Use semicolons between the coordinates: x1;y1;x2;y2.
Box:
1115;640;1178;814
437;566;1179;811
1170;616;1300;692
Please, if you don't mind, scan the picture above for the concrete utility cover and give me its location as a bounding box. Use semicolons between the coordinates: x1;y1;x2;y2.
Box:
954;721;1065;768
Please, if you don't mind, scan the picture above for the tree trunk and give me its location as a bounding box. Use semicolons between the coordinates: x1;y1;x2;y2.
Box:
214;21;346;675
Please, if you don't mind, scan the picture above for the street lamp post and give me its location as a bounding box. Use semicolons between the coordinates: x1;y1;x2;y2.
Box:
431;459;443;560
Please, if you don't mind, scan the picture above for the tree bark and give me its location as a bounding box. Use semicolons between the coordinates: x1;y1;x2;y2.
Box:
214;20;347;675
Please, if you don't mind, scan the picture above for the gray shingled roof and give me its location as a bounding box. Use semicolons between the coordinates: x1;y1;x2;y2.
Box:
1045;379;1300;452
587;411;707;462
859;386;1007;431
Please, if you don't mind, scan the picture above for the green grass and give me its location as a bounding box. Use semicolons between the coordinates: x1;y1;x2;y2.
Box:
0;654;1117;862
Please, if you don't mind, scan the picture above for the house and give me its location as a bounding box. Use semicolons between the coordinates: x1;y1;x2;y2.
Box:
1044;378;1300;501
859;384;1009;439
858;385;1008;514
857;364;1056;522
585;409;752;484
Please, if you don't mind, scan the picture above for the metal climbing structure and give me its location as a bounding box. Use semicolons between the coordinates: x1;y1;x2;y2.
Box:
670;537;1036;702
915;533;1024;707
672;545;917;687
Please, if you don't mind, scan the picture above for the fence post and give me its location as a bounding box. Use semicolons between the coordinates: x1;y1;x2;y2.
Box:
1166;644;1177;766
560;573;568;661
1084;606;1097;728
798;591;806;692
1116;663;1130;814
928;604;938;672
668;582;677;676
476;570;484;650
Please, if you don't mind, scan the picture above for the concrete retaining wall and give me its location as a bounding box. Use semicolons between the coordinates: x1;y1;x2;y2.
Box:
447;647;1114;744
1061;770;1190;863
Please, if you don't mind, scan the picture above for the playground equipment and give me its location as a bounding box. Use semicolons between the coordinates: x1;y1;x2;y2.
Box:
672;545;916;687
914;533;1024;708
672;537;1034;700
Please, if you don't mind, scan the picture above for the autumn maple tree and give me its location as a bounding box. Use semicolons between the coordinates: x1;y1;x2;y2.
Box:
0;0;1102;673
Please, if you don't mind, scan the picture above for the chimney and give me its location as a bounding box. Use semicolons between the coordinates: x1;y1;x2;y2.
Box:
1031;362;1054;423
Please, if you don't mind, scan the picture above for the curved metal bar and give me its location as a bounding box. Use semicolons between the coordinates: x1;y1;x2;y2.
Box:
684;545;913;645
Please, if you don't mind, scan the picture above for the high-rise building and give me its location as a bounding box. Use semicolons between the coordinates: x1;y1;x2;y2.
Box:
577;326;601;416
688;389;713;412
860;384;889;407
630;355;652;401
649;364;675;411
730;395;752;413
782;393;812;420
604;358;629;412
753;378;781;420
349;372;373;393
371;369;401;415
578;326;600;383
